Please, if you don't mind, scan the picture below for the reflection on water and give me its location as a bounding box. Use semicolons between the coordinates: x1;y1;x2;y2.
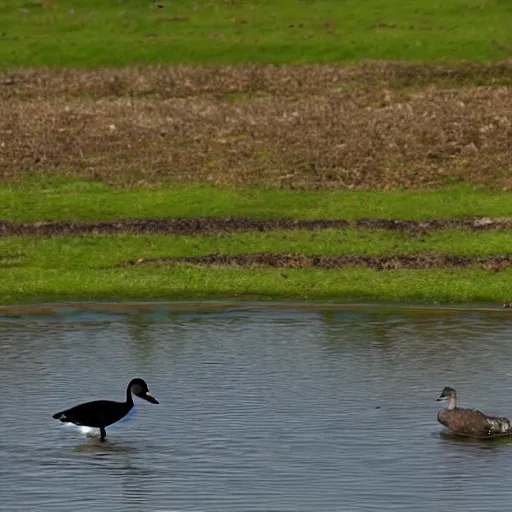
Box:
1;304;512;511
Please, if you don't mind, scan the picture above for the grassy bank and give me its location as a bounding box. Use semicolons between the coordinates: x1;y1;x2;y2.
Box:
1;265;511;306
5;228;512;265
2;180;512;222
2;0;511;69
1;61;512;305
2;1;512;305
1;180;512;305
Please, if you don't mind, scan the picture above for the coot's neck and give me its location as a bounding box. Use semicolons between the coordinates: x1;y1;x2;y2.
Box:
447;396;456;411
125;383;134;407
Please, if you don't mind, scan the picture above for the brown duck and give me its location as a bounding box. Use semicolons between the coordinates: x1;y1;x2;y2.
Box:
437;386;512;438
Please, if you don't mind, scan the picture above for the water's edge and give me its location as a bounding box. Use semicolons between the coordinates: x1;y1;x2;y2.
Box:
0;299;511;317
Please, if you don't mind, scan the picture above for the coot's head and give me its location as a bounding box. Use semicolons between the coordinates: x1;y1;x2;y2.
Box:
129;378;159;404
437;386;456;402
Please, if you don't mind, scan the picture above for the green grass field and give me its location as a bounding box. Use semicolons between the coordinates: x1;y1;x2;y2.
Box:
2;0;512;306
2;0;512;68
2;265;511;306
2;179;512;222
1;179;512;305
4;228;512;267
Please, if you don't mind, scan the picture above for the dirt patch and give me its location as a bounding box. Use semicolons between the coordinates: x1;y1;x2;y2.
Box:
1;217;512;236
2;62;512;99
117;252;512;271
1;63;511;190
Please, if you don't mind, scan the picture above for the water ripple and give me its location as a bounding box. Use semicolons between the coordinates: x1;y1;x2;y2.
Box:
1;306;512;511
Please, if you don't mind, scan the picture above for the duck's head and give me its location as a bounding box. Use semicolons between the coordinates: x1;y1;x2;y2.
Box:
437;386;456;402
129;378;159;404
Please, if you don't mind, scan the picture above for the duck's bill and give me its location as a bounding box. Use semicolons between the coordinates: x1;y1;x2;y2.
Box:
144;391;159;404
436;395;446;401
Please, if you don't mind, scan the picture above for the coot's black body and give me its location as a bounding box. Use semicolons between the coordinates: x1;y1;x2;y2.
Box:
52;378;159;441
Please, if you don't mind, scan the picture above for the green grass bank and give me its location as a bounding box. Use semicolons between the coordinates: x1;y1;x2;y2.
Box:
1;180;512;305
2;1;512;305
2;180;512;222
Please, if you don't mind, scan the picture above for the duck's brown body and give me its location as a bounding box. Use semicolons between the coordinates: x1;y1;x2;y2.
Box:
437;407;512;438
436;386;512;438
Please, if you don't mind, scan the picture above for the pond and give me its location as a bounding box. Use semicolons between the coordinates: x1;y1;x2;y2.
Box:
1;302;512;511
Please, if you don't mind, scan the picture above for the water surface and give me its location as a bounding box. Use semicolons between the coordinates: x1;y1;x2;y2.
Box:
1;304;512;511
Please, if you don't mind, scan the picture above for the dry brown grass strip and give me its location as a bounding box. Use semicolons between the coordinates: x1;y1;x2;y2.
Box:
2;62;511;99
1;63;511;190
118;252;512;271
1;217;512;236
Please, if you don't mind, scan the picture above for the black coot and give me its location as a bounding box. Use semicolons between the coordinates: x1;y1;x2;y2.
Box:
52;378;159;441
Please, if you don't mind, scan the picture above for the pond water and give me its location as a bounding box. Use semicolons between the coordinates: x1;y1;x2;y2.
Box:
1;302;512;512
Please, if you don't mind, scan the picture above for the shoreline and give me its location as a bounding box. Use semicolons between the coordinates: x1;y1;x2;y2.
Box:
2;60;512;306
1;299;511;316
